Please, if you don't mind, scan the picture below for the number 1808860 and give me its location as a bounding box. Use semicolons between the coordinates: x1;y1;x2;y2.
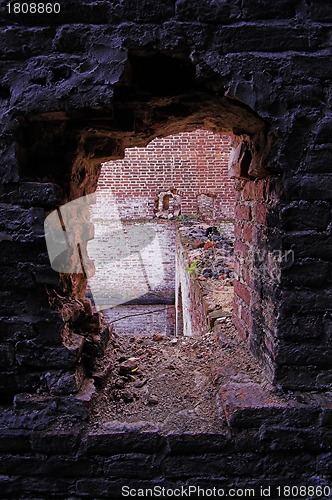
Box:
7;3;61;14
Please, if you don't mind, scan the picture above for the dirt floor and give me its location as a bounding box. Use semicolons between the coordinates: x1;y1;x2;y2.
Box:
88;313;266;433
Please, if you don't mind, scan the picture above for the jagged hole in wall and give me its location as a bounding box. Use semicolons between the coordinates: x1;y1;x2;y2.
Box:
86;129;236;339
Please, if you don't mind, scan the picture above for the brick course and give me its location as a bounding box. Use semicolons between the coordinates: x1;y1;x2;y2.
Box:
96;130;235;221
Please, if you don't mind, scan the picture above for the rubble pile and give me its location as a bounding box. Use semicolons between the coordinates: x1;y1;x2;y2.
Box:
89;317;263;433
178;220;235;283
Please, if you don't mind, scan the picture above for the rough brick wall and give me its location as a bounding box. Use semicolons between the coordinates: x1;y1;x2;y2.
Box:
87;221;177;308
96;130;234;220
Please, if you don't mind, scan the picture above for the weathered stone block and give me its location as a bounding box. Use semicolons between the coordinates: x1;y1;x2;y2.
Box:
221;383;320;428
101;453;159;479
44;456;94;477
275;366;332;390
86;422;162;455
0;27;53;59
276;341;332;366
31;428;81;454
13;393;58;412
280;289;332;315
45;367;85;395
289;54;332;80
320;406;332;428
0;475;22;497
281;259;331;288
283;174;332;201
316;369;332;389
166;432;232;454
53;24;99;54
57;398;89;421
0;313;63;345
232;429;263;453
0;455;46;475
282;84;324;110
21;476;76;497
0;372;40;396
281;202;332;231
119;0;175;22
215;25;328;54
0;182;64;208
261;453;316;476
0;240;48;265
315;118;332;145
277;314;324;340
162;452;260;478
303;146;332;174
175;0;240;23
15;342;78;369
0;429;32;453
13;392;90;421
307;0;332;21
240;0;297;19
0;264;36;290
282;232;332;261
0;204;45;237
32;264;60;285
260;426;322;451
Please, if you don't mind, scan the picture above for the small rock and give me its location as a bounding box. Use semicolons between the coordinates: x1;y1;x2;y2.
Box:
152;334;164;342
192;239;205;249
170;338;178;344
122;390;135;403
115;379;126;389
147;395;159;406
117;356;127;363
119;358;138;374
203;269;213;278
134;378;147;388
197;353;203;359
204;241;217;250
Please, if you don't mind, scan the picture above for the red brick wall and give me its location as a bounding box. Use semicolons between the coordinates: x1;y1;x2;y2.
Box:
232;178;274;373
96;130;235;220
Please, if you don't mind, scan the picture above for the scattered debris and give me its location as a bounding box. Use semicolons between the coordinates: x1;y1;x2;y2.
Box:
89;319;265;433
179;221;235;282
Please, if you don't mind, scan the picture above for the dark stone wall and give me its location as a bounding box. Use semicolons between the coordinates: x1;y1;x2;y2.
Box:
0;0;330;392
0;0;331;494
0;386;331;498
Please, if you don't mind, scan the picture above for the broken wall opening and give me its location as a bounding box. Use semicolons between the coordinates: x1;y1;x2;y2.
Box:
87;129;236;340
6;50;277;414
